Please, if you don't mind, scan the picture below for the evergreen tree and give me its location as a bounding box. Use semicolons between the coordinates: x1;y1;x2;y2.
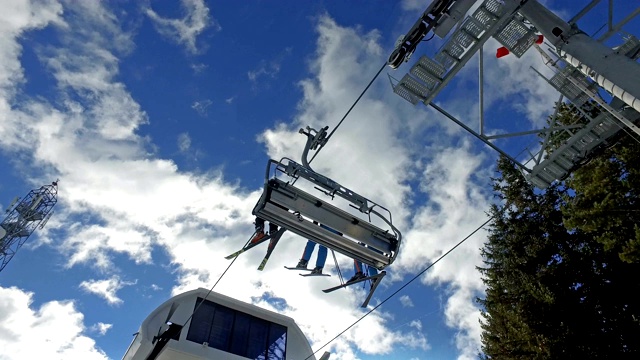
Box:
478;141;640;358
478;157;575;359
562;135;640;263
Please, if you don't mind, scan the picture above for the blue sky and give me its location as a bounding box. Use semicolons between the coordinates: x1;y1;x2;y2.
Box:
0;1;638;359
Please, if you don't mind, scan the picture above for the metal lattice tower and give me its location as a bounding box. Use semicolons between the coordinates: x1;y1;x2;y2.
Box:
0;181;58;273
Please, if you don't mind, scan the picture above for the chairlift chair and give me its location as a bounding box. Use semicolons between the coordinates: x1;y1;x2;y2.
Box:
252;157;401;270
253;125;402;270
249;125;402;307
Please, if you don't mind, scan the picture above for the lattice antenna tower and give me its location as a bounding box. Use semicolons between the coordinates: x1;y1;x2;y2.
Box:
0;181;58;272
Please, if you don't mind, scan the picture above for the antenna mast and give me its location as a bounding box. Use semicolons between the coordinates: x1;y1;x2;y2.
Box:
0;181;58;273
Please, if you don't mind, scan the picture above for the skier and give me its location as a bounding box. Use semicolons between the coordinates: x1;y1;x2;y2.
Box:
289;222;339;275
348;259;379;283
250;217;278;243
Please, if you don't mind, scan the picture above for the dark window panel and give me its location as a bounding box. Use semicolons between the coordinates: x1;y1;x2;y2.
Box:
230;311;252;356
209;305;235;351
267;323;287;360
247;317;269;359
185;297;289;360
186;298;215;345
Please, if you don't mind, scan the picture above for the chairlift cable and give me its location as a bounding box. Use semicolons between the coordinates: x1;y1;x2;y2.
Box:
308;62;388;165
180;232;254;332
304;216;495;360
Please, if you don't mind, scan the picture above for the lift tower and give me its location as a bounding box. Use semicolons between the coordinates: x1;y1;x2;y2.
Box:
0;181;58;273
390;0;640;188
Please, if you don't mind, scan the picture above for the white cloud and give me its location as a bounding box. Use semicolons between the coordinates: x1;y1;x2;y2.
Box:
79;276;136;306
190;62;208;74
0;286;108;359
191;99;212;116
409;320;422;331
478;39;558;127
177;132;191;152
145;0;216;54
0;2;562;359
400;294;414;307
255;15;435;358
5;6;407;359
401;0;429;11
445;287;484;360
0;0;64;149
247;47;292;87
256;11;496;355
90;322;113;336
225;96;235;104
247;63;279;82
395;143;491;359
0;0;63;89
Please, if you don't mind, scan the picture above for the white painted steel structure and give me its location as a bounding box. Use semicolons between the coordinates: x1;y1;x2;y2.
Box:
390;0;640;188
122;288;320;360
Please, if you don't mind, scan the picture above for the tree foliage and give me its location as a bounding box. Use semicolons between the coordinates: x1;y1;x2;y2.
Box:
542;102;602;156
563;134;640;263
478;108;640;358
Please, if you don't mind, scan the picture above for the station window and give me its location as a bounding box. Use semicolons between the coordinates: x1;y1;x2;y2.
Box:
186;298;287;360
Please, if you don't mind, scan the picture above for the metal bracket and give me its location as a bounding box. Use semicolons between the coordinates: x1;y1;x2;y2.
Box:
299;125;329;169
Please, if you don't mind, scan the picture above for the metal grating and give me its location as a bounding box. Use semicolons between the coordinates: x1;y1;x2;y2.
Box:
411;67;439;90
411;58;443;91
482;0;507;17
463;17;486;38
431;0;508;75
473;8;497;28
616;35;640;59
549;68;594;108
545;162;569;177
572;138;588;152
434;17;482;72
474;0;504;28
580;131;597;144
591;113;616;135
435;51;457;70
394;0;521;108
525;110;627;189
394;74;430;105
528;172;556;189
561;146;580;159
555;154;574;169
418;56;446;78
494;17;537;57
445;42;465;60
453;29;477;48
394;85;421;105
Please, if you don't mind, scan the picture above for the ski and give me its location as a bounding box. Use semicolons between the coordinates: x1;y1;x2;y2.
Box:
224;232;273;260
360;271;386;308
284;266;312;271
322;271;386;293
256;255;270;271
224;248;246;260
322;276;370;293
300;273;331;277
256;238;279;271
257;229;286;271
